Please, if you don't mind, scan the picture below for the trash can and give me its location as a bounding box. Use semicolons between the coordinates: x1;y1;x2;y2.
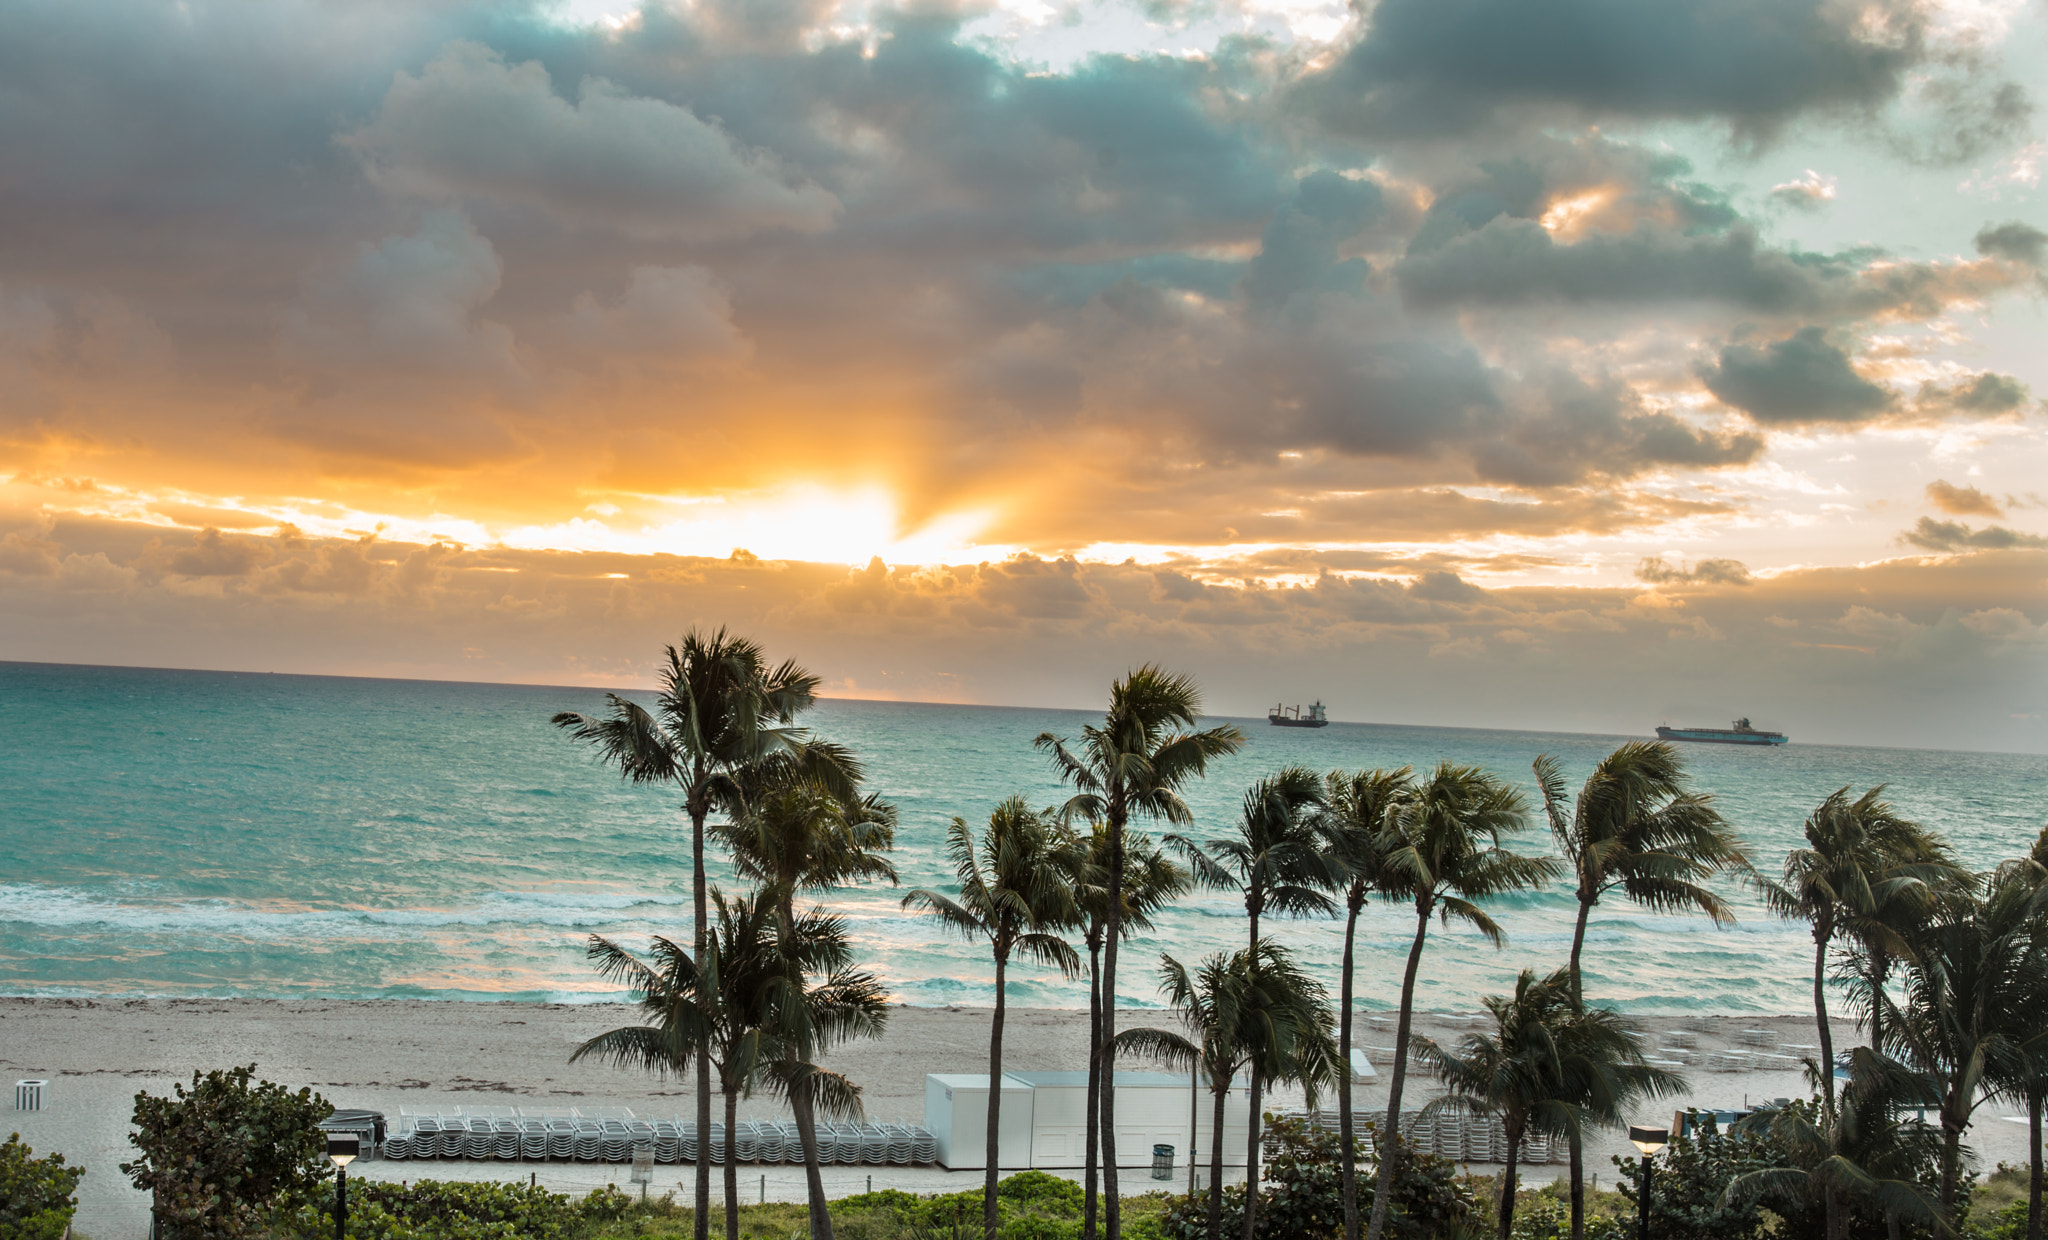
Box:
1151;1144;1174;1180
14;1080;46;1111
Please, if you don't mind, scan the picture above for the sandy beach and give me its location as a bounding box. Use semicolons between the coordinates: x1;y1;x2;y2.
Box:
5;998;2030;1239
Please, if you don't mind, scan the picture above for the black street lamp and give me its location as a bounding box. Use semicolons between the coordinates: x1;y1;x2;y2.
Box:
327;1134;360;1240
1627;1124;1668;1240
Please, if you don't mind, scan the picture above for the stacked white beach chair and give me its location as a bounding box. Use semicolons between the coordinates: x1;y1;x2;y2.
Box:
379;1105;940;1167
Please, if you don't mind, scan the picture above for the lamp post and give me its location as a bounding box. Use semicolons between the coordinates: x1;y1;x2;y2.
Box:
327;1134;359;1240
1627;1124;1668;1240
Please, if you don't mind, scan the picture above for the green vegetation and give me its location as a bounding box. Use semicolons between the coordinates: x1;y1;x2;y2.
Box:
122;1064;333;1239
0;1133;84;1240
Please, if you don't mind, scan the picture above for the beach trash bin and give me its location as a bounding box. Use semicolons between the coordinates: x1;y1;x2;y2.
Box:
15;1079;46;1111
1151;1144;1174;1180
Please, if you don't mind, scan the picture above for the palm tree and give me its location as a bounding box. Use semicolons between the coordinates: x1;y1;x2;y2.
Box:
1037;667;1243;1239
1057;824;1189;1238
1893;863;2047;1215
1757;786;1957;1117
2002;827;2048;1240
552;630;827;1240
1173;765;1341;954
573;891;880;1240
1533;742;1748;1240
1117;943;1335;1240
902;798;1084;1240
1363;762;1558;1240
1417;968;1683;1240
712;770;897;1240
1722;1049;1948;1240
1320;766;1414;1240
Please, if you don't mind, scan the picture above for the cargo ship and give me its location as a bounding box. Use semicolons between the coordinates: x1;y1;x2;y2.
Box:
1655;718;1788;746
1269;701;1330;728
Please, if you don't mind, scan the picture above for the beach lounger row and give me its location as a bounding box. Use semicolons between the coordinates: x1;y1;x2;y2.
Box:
1293;1109;1560;1166
375;1112;936;1166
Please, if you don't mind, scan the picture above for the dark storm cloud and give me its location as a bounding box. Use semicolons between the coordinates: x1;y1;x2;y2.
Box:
1698;328;1895;425
0;0;2039;541
1303;0;1930;139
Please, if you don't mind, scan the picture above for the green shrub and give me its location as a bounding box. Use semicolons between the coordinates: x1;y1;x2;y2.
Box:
284;1177;580;1239
1158;1115;1475;1240
0;1134;84;1240
122;1064;333;1239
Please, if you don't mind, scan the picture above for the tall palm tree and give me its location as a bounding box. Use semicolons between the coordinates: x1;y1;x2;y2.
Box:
1757;786;1957;1117
1533;742;1748;1240
2002;827;2048;1240
713;771;897;1240
1037;667;1243;1239
1229;942;1337;1240
1894;863;2046;1215
552;630;827;1240
1417;968;1683;1240
1057;825;1189;1239
1320;766;1414;1240
1173;765;1341;953
1364;762;1558;1240
573;891;880;1240
902;798;1085;1240
1117;943;1335;1240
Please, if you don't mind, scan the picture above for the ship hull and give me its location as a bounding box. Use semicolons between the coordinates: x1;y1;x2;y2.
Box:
1268;716;1330;728
1656;727;1787;746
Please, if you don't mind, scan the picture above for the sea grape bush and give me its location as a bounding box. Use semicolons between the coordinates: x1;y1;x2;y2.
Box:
122;1064;333;1239
0;1133;84;1240
287;1179;586;1240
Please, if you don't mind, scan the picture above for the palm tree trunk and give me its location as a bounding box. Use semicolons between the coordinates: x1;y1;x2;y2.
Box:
1941;1118;1964;1214
1188;1063;1200;1197
1365;904;1432;1240
1085;936;1103;1240
690;797;713;1240
1102;817;1126;1238
1497;1122;1523;1240
1566;895;1592;1240
790;1078;833;1240
778;888;833;1240
1812;926;1836;1116
722;1082;740;1240
1241;1065;1263;1240
1207;1082;1228;1240
1867;946;1889;1052
2028;1088;2042;1240
1339;902;1361;1240
985;947;1009;1240
1825;1184;1848;1240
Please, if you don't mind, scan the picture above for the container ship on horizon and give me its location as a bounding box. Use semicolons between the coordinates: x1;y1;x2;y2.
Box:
1655;717;1789;746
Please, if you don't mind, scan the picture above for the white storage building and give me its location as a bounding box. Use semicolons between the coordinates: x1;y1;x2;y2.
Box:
925;1071;1251;1171
923;1073;1035;1171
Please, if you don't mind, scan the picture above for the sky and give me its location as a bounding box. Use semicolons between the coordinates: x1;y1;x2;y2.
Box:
0;0;2044;751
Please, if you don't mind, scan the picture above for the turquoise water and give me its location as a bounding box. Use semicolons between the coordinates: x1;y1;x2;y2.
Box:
2;661;2043;1013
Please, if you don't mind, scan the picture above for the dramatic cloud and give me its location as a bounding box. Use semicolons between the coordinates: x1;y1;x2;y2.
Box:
344;43;840;242
1699;328;1895;424
0;0;2041;746
1304;0;1934;138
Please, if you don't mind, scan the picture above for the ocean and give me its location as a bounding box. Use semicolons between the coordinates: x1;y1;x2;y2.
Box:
2;660;2043;1014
